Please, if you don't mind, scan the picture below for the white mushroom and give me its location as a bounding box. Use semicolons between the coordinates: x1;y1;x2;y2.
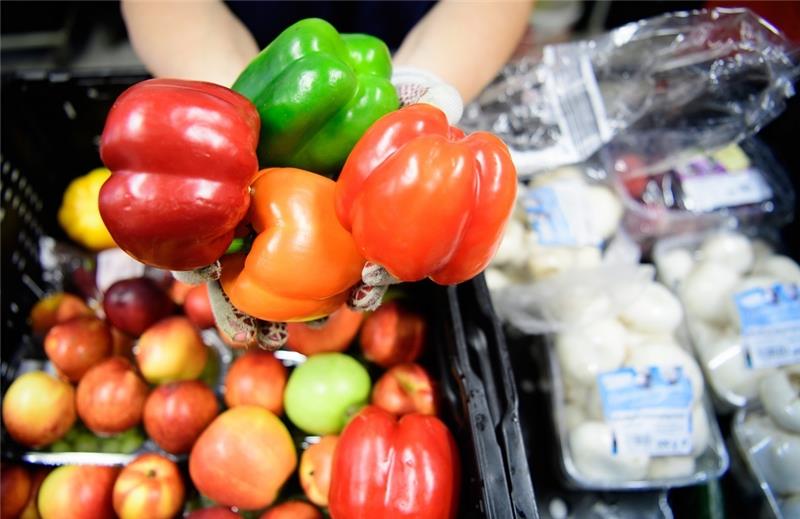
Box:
697;334;764;404
618;281;684;335
759;370;800;433
563;403;586;431
691;405;711;456
656;248;695;290
750;239;774;262
681;261;741;326
699;231;754;274
647;456;696;479
527;245;602;280
563;375;590;403
568;421;649;481
625;330;679;351
556;319;628;385
584;383;604;421
492;217;529;268
485;267;513;292
752;254;800;284
763;429;800;495
528;166;585;189
585;185;623;240
547;288;613;327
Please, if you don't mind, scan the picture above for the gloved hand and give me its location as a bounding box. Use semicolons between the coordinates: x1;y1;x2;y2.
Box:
391;66;464;124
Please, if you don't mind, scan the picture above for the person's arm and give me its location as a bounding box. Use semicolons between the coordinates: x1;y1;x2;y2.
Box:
121;0;259;87
393;0;534;102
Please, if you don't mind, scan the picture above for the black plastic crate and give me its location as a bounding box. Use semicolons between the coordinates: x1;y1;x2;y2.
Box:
0;71;538;518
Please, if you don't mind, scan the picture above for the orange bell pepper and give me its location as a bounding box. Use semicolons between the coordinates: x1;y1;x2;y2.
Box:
220;168;365;322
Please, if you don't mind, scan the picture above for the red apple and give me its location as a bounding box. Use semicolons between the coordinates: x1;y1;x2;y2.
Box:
29;292;93;336
187;508;241;519
286;305;363;356
299;436;337;507
189;406;296;510
372;363;437;416
1;464;31;519
360;301;426;368
136;316;208;384
2;371;76;447
38;465;118;519
184;284;215;329
224;351;287;414
76;357;149;434
19;468;48;519
44;316;112;382
260;501;322;519
103;278;174;337
113;453;185;519
144;381;219;454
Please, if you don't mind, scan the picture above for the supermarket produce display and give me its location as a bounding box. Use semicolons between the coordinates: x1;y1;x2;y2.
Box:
2;7;800;519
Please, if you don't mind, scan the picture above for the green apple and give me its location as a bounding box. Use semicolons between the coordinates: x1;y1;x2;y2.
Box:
284;353;370;435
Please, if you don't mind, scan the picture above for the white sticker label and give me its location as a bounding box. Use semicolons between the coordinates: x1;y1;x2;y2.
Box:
735;283;800;369
598;366;693;457
523;180;599;247
676;156;772;213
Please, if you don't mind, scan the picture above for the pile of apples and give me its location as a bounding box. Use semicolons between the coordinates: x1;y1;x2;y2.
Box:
1;259;438;518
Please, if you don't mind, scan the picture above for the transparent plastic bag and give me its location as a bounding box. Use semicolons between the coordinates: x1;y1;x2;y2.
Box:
462;8;799;176
491;263;652;336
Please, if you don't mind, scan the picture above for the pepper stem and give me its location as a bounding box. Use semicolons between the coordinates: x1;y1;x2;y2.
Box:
171;261;222;285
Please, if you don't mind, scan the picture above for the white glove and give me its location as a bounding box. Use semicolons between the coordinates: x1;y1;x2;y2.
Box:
391;66;464;125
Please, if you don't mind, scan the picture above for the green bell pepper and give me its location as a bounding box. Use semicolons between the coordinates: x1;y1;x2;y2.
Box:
232;18;399;177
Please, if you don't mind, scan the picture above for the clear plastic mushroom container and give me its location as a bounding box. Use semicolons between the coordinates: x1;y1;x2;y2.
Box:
732;368;800;519
486;162;636;294
653;229;800;411
534;270;729;489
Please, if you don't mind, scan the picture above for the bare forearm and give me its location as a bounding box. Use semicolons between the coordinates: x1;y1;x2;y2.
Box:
121;0;259;87
393;0;533;102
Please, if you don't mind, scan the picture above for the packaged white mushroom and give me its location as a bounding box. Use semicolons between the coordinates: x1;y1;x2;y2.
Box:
546;274;728;489
486;165;625;292
653;229;800;410
733;371;800;519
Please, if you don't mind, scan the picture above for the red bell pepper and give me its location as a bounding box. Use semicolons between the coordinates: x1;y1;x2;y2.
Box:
99;79;260;271
335;104;517;285
329;405;459;519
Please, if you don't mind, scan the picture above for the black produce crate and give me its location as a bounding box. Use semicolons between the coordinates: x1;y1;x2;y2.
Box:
0;71;539;519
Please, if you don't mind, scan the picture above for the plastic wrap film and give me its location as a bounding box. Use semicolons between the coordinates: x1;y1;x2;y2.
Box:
739;367;800;519
462;8;799;176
